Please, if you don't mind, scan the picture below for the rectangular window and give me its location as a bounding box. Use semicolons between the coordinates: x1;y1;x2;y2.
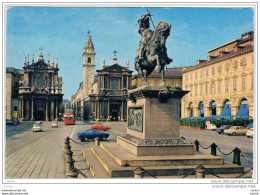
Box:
206;69;209;75
233;60;238;68
225;79;229;92
206;84;208;95
212;67;215;74
195;86;198;96
225;63;230;70
240;58;247;66
200;70;203;77
190;86;193;96
195;72;198;78
155;80;158;86
218;65;222;72
242;77;246;90
200;85;203;95
211;83;215;94
233;78;237;91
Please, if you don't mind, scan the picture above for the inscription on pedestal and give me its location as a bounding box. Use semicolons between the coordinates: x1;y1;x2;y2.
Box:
128;106;143;132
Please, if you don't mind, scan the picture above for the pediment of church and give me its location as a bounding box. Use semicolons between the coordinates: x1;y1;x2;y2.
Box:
103;64;128;72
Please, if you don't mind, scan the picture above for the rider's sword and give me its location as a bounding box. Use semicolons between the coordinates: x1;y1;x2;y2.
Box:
146;9;155;29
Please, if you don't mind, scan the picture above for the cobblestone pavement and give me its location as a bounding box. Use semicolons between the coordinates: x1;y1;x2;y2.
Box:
5;121;252;179
5;121;128;179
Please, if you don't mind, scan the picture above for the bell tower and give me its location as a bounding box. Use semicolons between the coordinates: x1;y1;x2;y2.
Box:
83;31;96;98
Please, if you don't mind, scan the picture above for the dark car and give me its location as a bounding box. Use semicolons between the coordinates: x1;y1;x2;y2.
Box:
76;129;109;142
217;125;232;134
6;119;20;126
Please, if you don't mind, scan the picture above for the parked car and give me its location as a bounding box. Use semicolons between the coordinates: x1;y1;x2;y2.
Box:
76;129;109;142
51;121;58;128
90;124;111;131
246;129;253;138
224;126;248;136
206;124;217;131
6;119;20;126
246;123;253;138
32;122;43;132
217;125;232;134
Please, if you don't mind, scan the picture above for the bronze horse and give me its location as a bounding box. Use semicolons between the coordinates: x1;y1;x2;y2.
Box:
135;20;173;85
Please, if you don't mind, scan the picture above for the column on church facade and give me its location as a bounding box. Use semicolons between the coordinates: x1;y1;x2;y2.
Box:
51;100;54;120
107;101;110;121
95;100;99;121
56;100;59;120
99;101;102;121
21;97;24;119
31;96;34;120
121;101;124;121
46;100;48;121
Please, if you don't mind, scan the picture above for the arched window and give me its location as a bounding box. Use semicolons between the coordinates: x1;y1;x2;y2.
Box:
88;57;91;63
210;101;216;115
199;102;204;117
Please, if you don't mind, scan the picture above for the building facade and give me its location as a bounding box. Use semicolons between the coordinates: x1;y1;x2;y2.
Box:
181;32;254;118
6;68;23;120
131;67;183;89
18;53;63;121
71;32;132;121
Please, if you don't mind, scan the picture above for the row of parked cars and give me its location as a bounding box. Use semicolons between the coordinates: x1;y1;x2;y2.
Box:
216;124;253;138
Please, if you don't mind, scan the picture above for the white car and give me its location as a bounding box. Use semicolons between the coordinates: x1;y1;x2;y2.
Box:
32;123;43;132
207;124;217;131
51;121;58;128
246;128;253;138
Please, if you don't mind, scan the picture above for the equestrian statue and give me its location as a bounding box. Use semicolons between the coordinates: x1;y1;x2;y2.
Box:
135;11;173;85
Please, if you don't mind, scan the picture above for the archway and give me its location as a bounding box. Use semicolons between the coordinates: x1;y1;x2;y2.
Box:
198;101;204;117
188;102;193;117
220;99;231;117
235;98;249;118
210;100;217;115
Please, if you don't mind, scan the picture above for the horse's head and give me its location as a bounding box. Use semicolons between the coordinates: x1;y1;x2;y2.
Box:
155;21;171;46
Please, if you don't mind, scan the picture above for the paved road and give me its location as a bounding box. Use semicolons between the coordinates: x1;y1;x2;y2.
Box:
181;128;253;168
5;121;253;179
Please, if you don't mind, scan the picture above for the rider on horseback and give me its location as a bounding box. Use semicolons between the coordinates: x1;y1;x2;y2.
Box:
135;11;172;85
136;11;153;65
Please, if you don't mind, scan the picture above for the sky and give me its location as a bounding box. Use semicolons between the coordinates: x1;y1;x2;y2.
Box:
5;6;254;100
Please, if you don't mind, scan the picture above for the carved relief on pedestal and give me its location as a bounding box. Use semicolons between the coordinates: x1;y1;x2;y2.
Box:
128;106;143;132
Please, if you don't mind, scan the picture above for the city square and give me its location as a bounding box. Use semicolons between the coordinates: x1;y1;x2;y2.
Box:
2;4;257;195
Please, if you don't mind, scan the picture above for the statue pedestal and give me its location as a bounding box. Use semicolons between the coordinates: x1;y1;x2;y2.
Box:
117;85;194;156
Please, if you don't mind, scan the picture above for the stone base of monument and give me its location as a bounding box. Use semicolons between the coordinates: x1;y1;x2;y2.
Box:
82;142;251;178
117;134;195;156
82;86;251;178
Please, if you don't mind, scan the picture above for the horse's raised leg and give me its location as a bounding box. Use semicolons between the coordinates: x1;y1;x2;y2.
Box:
160;69;166;86
138;68;149;85
154;55;161;73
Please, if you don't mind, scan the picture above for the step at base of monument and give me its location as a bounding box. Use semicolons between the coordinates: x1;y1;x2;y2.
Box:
144;171;253;178
100;142;224;167
82;148;110;178
83;144;245;178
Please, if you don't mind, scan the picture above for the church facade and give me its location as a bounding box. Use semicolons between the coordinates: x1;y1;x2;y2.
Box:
18;53;63;121
71;32;132;121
